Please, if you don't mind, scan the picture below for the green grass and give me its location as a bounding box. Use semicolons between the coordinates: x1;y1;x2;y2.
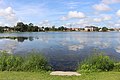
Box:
0;51;51;72
0;71;120;80
78;53;115;72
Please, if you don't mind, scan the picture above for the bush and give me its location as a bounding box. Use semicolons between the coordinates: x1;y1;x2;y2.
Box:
0;51;51;72
22;54;51;72
0;51;23;71
113;62;120;72
78;54;114;72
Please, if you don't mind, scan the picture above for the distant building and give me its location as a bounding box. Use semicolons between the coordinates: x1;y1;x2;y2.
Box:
71;28;80;31
84;26;94;32
67;28;80;31
3;26;14;32
114;28;120;32
74;28;80;31
84;26;99;32
99;28;102;32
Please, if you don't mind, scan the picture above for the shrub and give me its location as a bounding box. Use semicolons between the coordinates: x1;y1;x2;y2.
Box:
5;55;23;71
22;54;51;72
0;51;51;72
113;62;120;71
0;51;8;71
78;54;114;72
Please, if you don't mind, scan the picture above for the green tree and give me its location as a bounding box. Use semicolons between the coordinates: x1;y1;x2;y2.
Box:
102;27;108;32
15;22;27;32
29;23;34;27
58;26;67;31
0;27;4;33
45;27;49;31
51;26;56;31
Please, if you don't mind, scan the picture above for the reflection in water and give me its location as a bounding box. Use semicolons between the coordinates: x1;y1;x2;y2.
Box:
68;45;84;51
0;32;120;71
0;36;35;42
115;46;120;53
0;40;18;54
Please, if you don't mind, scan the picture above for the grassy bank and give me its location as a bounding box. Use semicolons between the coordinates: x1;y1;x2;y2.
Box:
0;71;120;80
0;51;51;72
77;53;120;72
1;51;120;80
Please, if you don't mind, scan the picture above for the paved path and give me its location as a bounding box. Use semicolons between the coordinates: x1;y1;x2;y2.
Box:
50;71;81;76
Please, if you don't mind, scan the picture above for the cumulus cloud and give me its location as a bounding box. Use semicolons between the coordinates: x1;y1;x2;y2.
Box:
102;15;112;20
64;23;73;26
76;19;89;25
66;1;79;9
93;18;102;22
61;16;67;20
93;14;112;23
93;3;111;11
63;19;90;27
61;11;86;20
116;10;120;17
93;0;120;12
0;22;4;26
102;0;120;4
0;7;18;21
68;11;86;18
114;24;120;27
39;20;51;27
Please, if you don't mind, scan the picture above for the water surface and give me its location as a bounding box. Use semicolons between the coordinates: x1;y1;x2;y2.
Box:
0;32;120;71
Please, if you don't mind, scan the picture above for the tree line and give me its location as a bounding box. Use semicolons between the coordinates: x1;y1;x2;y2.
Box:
0;22;68;32
0;22;115;33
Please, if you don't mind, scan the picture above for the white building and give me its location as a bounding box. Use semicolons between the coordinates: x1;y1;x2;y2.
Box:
84;26;94;32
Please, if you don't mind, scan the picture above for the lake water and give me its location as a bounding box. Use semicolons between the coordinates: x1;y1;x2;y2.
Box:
0;32;120;71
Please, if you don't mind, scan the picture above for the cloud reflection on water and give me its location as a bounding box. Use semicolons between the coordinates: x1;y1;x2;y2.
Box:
68;45;84;51
0;39;18;53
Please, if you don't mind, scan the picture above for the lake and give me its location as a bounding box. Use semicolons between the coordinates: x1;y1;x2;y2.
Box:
0;32;120;71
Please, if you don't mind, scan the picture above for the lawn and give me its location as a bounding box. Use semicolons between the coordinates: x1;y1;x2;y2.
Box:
0;71;120;80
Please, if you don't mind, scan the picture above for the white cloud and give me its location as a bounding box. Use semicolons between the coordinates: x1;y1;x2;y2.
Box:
0;7;18;21
61;11;86;20
64;23;72;26
72;19;91;27
76;19;88;25
64;1;87;9
92;0;120;13
102;0;120;4
114;23;120;27
117;20;120;23
68;11;86;19
39;20;51;27
16;5;46;16
93;18;102;22
92;14;112;23
67;2;79;9
93;3;111;11
61;16;67;20
0;22;4;26
102;15;112;21
116;10;120;17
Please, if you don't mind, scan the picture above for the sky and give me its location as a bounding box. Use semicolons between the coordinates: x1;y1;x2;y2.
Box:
0;0;120;28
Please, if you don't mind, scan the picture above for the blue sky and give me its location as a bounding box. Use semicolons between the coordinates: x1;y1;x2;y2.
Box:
0;0;120;28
